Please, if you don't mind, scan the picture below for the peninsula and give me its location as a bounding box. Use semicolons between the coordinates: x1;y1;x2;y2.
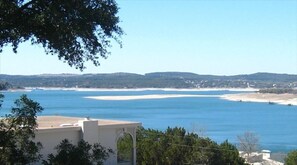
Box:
221;93;297;106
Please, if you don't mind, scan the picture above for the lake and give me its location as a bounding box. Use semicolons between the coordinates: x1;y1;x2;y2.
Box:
1;89;296;152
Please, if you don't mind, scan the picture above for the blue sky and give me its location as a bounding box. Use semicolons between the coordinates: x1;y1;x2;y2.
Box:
0;0;296;75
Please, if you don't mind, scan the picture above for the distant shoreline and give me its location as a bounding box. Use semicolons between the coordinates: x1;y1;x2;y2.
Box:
85;94;220;101
22;87;258;92
0;89;32;92
221;93;297;106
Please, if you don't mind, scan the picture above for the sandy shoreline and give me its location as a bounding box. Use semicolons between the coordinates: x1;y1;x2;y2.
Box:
221;93;297;106
4;88;295;106
85;94;219;100
25;87;258;92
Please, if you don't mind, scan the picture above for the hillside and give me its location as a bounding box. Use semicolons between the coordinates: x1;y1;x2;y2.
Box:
1;72;297;89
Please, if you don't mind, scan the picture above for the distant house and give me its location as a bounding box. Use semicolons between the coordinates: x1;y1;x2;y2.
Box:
35;116;141;165
240;150;284;165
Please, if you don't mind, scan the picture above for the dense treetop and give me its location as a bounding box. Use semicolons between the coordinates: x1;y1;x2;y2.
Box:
0;94;43;164
0;81;11;90
258;88;297;94
0;0;123;70
43;139;113;165
136;127;247;165
285;150;297;165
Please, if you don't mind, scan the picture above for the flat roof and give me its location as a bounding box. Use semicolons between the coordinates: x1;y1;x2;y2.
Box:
37;116;141;129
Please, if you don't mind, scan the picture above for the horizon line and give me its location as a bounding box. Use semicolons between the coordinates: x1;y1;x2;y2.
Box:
1;71;297;76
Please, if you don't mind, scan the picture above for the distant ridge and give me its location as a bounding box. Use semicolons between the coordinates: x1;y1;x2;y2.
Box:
1;72;297;89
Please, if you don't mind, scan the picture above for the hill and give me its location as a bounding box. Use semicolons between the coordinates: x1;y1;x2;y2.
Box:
1;72;297;89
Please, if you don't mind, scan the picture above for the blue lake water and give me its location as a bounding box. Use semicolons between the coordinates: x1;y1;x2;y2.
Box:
1;90;296;152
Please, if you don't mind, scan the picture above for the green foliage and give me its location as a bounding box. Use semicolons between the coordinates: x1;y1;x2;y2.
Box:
219;140;247;165
43;139;113;165
136;127;246;165
0;93;3;108
0;82;11;90
0;0;123;70
259;88;297;94
117;133;133;163
0;94;43;164
285;150;297;165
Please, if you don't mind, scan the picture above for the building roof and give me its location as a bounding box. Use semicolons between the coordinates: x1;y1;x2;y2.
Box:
37;116;141;129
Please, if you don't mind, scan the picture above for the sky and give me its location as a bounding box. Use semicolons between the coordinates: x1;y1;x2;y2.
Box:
0;0;296;75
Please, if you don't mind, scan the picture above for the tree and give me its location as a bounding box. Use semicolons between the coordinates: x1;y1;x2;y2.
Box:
0;0;123;70
219;140;247;165
0;82;11;90
1;0;123;163
237;131;260;163
136;126;246;165
117;133;133;163
285;150;297;165
0;94;43;164
43;139;113;165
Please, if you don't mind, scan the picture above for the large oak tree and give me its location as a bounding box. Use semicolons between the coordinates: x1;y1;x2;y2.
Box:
0;0;122;163
0;0;123;70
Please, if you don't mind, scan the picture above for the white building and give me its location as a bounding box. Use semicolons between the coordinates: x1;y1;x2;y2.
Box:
240;150;284;165
35;116;141;165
